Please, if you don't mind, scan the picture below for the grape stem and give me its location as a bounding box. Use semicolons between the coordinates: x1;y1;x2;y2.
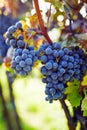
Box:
33;0;53;45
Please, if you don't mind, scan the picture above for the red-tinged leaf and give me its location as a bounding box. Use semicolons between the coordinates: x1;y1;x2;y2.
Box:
3;57;11;68
81;0;87;4
4;0;19;17
79;40;87;50
3;0;31;17
33;36;45;48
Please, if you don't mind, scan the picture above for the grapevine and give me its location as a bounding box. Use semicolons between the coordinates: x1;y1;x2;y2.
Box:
0;0;87;130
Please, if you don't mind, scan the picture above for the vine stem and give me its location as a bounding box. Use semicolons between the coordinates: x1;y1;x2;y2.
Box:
0;84;13;130
6;72;22;130
33;0;53;44
60;99;76;130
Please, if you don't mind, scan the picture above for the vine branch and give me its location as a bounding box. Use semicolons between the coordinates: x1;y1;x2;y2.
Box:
0;84;13;130
60;99;77;130
6;72;22;130
33;0;53;44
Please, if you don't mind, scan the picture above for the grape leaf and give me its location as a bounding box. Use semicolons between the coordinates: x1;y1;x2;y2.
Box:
25;14;39;28
65;80;82;107
81;95;87;116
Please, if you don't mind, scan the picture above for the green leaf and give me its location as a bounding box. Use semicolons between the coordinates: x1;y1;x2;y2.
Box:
67;90;82;107
81;95;87;116
65;80;82;107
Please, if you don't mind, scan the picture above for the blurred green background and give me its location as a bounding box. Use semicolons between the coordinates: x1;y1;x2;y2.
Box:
0;66;70;130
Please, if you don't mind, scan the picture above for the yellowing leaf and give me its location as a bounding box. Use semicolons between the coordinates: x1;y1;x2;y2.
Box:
25;14;39;28
21;20;29;30
81;75;87;86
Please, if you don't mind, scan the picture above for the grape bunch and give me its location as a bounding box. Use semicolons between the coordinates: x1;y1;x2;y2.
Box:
6;22;38;76
0;7;18;63
38;42;87;103
11;47;38;76
6;22;24;48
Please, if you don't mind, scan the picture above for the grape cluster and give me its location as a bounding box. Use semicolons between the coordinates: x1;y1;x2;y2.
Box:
5;21;25;48
6;22;38;76
11;47;37;76
38;42;87;103
0;7;18;63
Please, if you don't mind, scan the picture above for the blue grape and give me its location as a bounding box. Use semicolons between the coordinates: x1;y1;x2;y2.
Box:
40;55;48;63
8;26;16;34
61;61;67;68
22;53;28;59
53;62;58;70
16;65;21;71
25;58;32;65
9;39;16;47
19;60;25;67
15;56;22;63
53;92;63;100
57;83;64;90
53;42;61;49
17;40;25;48
41;66;47;75
49;88;56;95
19;70;26;76
53;50;59;57
51;73;58;80
67;62;74;69
42;78;47;83
45;62;53;70
45;47;53;55
58;50;64;57
15;22;22;29
23;66;31;72
59;68;65;74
